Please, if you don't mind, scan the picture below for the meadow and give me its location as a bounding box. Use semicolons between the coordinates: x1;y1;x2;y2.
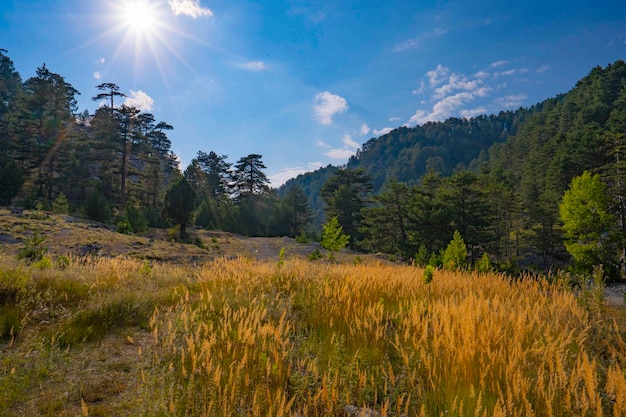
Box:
1;250;626;417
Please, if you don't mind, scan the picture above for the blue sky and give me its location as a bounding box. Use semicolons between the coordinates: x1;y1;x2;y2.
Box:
1;0;625;186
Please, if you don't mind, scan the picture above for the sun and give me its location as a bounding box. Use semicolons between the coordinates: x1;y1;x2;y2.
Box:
121;0;158;35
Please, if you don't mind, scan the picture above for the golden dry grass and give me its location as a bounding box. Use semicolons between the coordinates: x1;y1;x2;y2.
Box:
2;251;625;416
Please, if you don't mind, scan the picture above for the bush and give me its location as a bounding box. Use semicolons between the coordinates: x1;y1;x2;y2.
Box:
117;218;133;234
308;249;322;261
17;230;48;264
52;192;70;214
423;265;435;284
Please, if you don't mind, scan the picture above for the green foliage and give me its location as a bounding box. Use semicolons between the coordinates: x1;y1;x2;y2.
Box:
55;255;71;269
116;218;132;234
423;265;435;284
308;248;322;261
125;204;148;234
33;256;53;270
16;231;48;264
163;176;197;240
321;216;350;261
321;168;372;248
475;252;492;273
57;295;153;347
52;192;69;214
193;237;206;249
277;247;285;267
295;232;309;244
442;231;467;271
85;190;112;223
0;159;24;205
559;171;615;275
415;244;429;267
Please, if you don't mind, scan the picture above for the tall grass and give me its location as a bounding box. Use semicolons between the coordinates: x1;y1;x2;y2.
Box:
1;255;625;416
139;259;626;416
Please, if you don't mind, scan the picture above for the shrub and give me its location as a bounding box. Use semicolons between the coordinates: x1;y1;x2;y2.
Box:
116;218;132;234
308;249;322;261
423;265;435;284
442;230;467;271
475;252;492;273
52;192;70;214
17;230;48;264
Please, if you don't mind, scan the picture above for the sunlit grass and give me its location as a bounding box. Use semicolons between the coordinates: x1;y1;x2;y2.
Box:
1;255;625;416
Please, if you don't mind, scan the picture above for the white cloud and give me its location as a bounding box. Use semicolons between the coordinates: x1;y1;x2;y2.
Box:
360;123;370;136
389;117;400;122
496;94;527;108
409;88;491;125
97;57;105;65
536;65;550;73
93;71;101;80
314;91;348;125
321;134;360;160
412;81;426;95
432;73;482;99
342;134;360;149
373;127;393;136
496;69;518;77
168;0;213;18
325;148;356;160
393;28;447;52
490;60;509;68
426;64;450;87
474;71;489;79
460;107;488;118
238;61;266;71
269;162;323;187
124;90;154;111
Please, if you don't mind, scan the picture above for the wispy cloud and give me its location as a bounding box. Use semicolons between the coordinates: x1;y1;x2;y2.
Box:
460;107;488;118
124;90;154;111
314;91;348;125
496;94;527;108
373;127;393;136
360;123;371;135
426;65;450;87
342;134;360;149
320;134;360;160
237;61;266;71
536;65;550;73
270;162;324;187
93;71;101;80
393;28;447;52
168;0;213;18
490;60;509;68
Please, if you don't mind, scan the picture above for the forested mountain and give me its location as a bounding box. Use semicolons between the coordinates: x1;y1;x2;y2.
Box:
281;60;626;278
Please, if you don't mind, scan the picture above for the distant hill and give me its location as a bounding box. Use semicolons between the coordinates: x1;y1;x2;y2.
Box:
278;98;551;226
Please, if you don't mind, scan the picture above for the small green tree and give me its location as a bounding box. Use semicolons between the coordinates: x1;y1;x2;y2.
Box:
442;230;467;270
321;216;350;261
559;171;616;276
52;192;70;214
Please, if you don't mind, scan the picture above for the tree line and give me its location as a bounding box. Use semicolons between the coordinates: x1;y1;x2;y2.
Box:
0;50;314;240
